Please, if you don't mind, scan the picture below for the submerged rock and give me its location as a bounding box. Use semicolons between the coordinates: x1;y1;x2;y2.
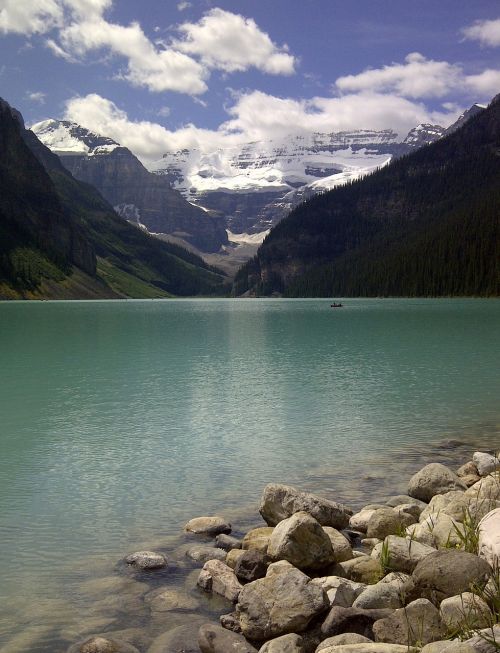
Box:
259;484;352;529
68;636;140;653
198;624;258;653
185;545;227;563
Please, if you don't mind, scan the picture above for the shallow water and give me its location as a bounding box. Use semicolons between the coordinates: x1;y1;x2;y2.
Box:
0;298;498;651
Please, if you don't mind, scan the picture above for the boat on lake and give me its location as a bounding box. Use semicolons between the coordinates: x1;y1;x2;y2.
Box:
331;302;343;308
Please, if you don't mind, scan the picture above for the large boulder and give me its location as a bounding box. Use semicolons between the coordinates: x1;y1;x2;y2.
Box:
408;550;491;604
197;559;243;603
185;516;231;536
473;452;500;477
267;512;335;570
371;535;435;573
439;592;492;631
321;606;393;639
478;508;500;567
366;509;415;540
236;568;329;640
242;527;275;554
198;624;257;653
373;598;446;646
260;484;352;529
408;463;467;502
258;634;304;653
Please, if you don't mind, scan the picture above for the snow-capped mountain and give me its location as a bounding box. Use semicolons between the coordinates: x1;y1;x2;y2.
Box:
403;124;446;148
32;119;120;156
444;103;486;135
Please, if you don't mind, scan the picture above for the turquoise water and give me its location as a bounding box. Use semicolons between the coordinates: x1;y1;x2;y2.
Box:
0;298;499;651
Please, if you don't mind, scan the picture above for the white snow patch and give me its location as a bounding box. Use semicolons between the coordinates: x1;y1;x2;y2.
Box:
227;230;270;245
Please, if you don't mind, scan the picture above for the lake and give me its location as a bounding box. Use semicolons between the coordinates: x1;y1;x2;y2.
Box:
0;298;498;652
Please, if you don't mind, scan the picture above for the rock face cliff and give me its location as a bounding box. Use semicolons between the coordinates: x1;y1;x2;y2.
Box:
32;120;228;253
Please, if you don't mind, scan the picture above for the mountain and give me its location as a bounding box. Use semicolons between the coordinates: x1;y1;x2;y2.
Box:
444;103;486;135
0;98;227;299
32;119;228;253
233;95;500;298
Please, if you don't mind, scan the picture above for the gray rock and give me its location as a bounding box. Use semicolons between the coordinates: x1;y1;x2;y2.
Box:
444;496;500;525
371;535;435;573
242;527;275;553
473;452;500;477
349;509;378;533
216;534;242;551
393;503;422;520
463;624;500;652
260;484;352;529
197;559;243;603
258;634;304;653
226;549;246;569
385;495;428;510
234;549;267;583
457;461;480;484
316;634;372;651
185;516;232;536
310;576;366;608
220;612;241;633
145;587;199;612
266;560;297;577
366;509;415;540
125;551;167;570
338;557;383;584
317;646;418;653
186;545;227;563
236;567;329;640
408;463;467;502
68;637;140;653
408;550;491;604
439;592;492;631
352;582;403;610
478;507;500;567
419;491;465;522
373;598;446;646
413;513;465;549
268;512;335;570
421;642;476;653
321;606;393;639
323;527;353;562
198;624;257;653
466;473;500;502
360;538;381;550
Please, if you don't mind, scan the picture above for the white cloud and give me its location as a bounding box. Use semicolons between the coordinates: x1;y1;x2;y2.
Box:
0;0;62;35
465;69;500;95
335;53;462;98
175;8;296;75
157;105;170;118
56;18;208;94
462;18;500;47
177;1;191;11
27;91;47;103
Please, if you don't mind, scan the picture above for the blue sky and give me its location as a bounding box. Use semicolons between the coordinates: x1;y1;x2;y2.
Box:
1;0;499;162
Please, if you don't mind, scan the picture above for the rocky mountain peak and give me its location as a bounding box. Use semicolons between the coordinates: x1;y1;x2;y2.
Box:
31;119;120;156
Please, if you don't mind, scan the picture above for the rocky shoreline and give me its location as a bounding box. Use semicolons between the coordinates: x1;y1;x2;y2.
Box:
69;451;499;653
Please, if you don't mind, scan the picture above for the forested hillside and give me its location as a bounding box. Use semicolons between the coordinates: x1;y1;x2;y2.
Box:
233;95;500;297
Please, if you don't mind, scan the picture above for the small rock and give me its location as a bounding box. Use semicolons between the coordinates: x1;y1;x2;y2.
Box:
68;636;140;653
226;549;246;569
371;535;435;573
216;534;242;551
478;507;500;567
125;551;167;570
197;559;243;603
266;560;297;576
234;550;267;583
419;491;465;522
466;473;500;501
323;527;353;562
242;527;274;554
463;624;500;652
440;592;492;631
321;606;393;639
185;516;231;536
457;461;480;484
340;557;383;584
349;509;378;533
421;642;476;653
352;581;403;610
473;452;500;477
373;598;446;646
366;509;415;540
361;538;381;550
267;512;335;570
310;576;366;607
220;612;242;633
408;463;467;502
236;567;329;640
393;503;422;520
186;546;227;563
408;550;491;603
258;633;304;653
259;484;352;529
385;495;428;510
198;624;257;653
